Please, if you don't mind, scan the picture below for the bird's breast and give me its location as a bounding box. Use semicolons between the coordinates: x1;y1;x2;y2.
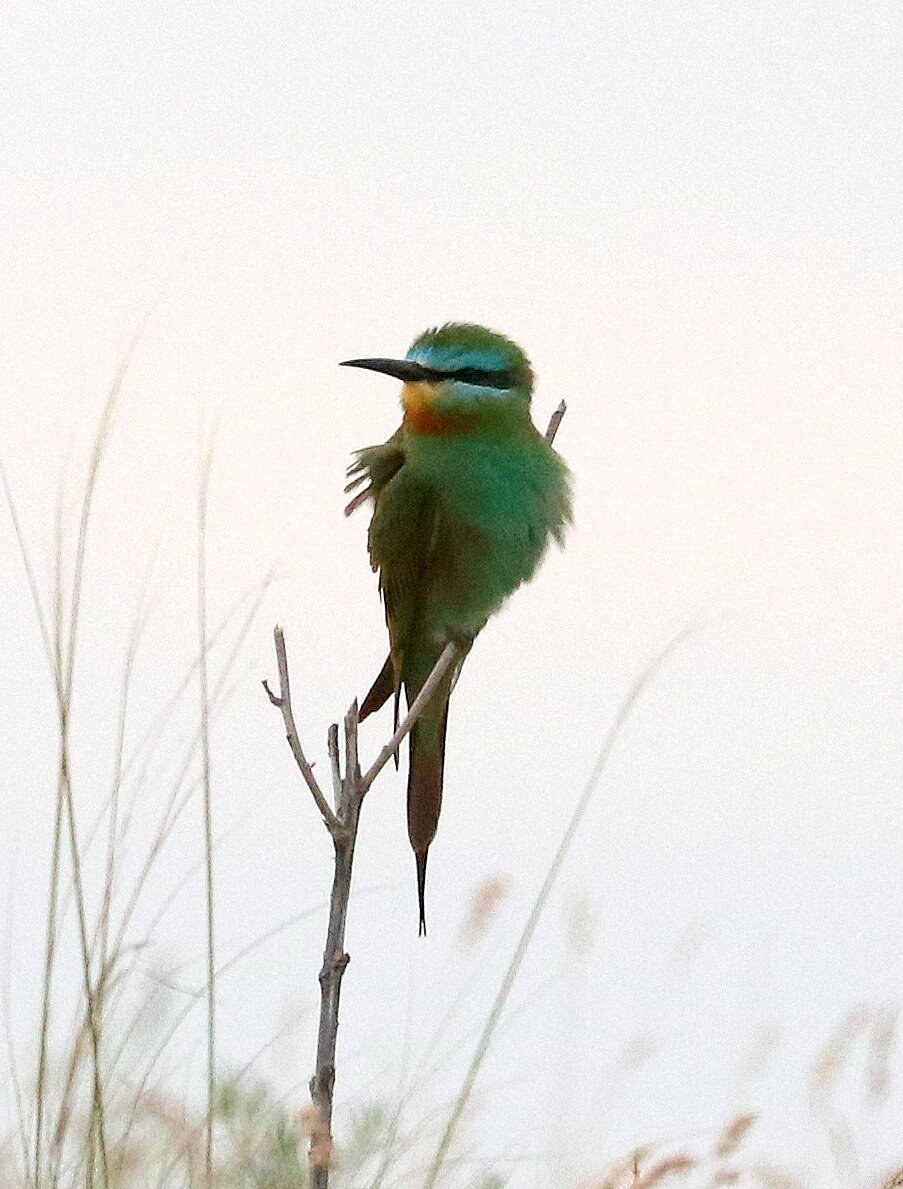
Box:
402;382;474;436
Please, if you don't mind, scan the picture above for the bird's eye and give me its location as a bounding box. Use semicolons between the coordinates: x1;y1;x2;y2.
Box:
442;367;515;390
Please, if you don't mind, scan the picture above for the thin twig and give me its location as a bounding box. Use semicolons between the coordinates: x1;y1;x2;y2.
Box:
327;724;342;805
360;641;460;793
264;631;463;1188
309;705;360;1189
544;399;566;445
263;627;343;835
342;701;359;817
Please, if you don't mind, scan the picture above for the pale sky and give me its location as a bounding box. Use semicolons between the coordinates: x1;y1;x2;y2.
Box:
2;1;903;1183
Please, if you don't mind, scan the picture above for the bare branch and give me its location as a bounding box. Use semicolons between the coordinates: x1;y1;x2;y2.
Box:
544;400;566;445
263;629;469;1187
265;627;343;835
360;641;460;793
327;723;342;805
341;702;359;818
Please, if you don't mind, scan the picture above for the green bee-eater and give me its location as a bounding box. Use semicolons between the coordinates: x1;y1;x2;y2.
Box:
342;323;571;932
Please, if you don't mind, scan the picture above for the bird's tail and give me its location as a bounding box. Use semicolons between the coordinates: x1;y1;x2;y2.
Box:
407;683;451;935
360;653;394;721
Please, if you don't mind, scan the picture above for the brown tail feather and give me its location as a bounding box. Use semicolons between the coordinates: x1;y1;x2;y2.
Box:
361;653;402;768
407;699;449;935
360;653;394;720
415;851;428;936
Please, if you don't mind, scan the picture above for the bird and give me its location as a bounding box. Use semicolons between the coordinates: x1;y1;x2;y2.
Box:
341;322;571;933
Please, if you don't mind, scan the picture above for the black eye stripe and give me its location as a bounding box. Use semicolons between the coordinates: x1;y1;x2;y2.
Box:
430;366;516;389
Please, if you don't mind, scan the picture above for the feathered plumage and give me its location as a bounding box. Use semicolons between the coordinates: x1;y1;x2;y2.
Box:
343;323;571;932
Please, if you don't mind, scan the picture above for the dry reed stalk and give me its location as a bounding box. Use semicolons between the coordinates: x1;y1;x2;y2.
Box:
422;618;699;1189
197;436;217;1186
22;328;143;1186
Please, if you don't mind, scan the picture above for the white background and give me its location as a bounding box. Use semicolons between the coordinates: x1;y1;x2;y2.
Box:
2;1;902;1183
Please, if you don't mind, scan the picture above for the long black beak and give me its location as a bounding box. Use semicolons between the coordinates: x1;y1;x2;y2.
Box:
340;357;433;383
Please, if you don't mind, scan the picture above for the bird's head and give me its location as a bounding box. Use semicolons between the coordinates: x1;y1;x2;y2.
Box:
341;323;533;434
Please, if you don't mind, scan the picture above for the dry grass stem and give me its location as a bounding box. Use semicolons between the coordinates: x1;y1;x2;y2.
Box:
197;438;216;1185
422;619;699;1189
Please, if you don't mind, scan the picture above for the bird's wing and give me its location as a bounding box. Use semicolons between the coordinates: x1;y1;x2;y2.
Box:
368;466;483;934
368;464;487;692
344;425;406;516
366;463;438;694
346;426;410;720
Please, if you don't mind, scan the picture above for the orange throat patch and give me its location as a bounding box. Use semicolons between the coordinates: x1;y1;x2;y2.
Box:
402;381;473;436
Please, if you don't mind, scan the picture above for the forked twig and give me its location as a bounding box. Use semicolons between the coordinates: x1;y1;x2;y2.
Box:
264;399;566;1187
264;628;458;1187
263;628;343;836
545;399;566;444
360;641;459;793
